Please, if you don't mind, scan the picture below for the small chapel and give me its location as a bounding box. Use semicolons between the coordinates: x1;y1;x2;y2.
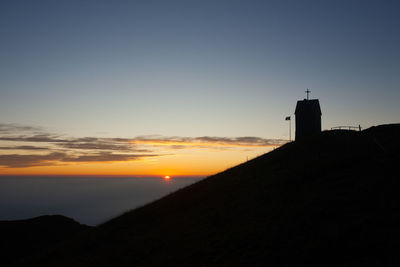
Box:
295;90;322;140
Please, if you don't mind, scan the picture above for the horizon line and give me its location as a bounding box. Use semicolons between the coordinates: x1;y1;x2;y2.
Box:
0;174;207;178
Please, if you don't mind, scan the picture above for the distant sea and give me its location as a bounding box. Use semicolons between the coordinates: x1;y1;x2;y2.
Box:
0;176;204;226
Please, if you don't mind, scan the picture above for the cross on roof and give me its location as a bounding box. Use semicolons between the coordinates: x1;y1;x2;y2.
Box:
305;89;311;100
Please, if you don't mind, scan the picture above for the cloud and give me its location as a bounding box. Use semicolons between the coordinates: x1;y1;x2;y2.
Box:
196;136;284;146
0;152;66;168
0;133;144;153
58;138;149;152
0;152;159;168
0;123;287;169
0;125;162;168
0;134;68;143
0;146;50;151
0;123;42;133
62;152;158;163
60;142;130;151
130;135;286;148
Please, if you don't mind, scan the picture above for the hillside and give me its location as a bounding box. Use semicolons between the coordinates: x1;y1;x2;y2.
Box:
25;124;400;266
0;215;91;266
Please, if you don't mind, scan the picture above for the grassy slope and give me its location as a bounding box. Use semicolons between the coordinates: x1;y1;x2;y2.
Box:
33;124;400;266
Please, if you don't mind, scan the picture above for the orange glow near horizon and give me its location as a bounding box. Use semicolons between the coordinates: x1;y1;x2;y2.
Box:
0;138;280;176
130;139;277;148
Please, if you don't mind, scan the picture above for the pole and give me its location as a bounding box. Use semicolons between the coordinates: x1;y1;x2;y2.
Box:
285;116;291;141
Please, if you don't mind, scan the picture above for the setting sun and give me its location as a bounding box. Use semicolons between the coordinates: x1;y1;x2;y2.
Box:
164;175;171;180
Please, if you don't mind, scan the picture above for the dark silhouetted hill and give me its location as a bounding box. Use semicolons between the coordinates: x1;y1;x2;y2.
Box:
18;124;400;266
0;215;91;266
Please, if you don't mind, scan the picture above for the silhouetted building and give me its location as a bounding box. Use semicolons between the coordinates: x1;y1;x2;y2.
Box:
295;93;321;140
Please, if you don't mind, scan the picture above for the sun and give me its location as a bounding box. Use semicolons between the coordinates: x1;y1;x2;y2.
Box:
164;175;171;180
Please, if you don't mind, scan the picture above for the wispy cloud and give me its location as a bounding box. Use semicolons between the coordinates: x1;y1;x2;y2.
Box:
62;152;158;163
0;152;66;168
59;138;146;152
131;135;286;148
0;123;42;133
0;146;50;151
0;134;67;143
0;123;286;168
0;152;158;168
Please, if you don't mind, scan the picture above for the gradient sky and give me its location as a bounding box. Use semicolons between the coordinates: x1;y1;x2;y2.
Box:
1;0;399;176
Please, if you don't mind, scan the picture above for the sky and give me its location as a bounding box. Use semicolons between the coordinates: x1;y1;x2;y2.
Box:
0;0;399;176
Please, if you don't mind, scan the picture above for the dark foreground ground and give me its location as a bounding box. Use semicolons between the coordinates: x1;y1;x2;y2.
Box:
4;124;400;266
0;215;91;266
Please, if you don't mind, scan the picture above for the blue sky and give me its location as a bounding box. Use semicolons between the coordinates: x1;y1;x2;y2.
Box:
1;0;399;140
